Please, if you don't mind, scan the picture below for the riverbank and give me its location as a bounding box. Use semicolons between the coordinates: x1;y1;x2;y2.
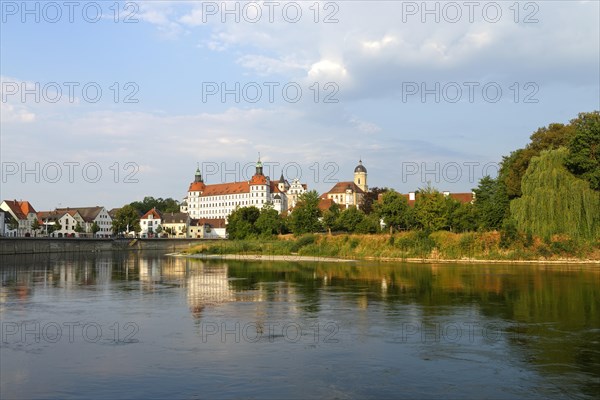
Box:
182;232;600;264
0;238;208;255
173;252;600;264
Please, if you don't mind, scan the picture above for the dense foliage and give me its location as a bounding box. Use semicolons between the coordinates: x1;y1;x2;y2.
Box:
510;148;600;240
129;196;180;214
288;191;322;235
564;111;600;190
111;205;141;234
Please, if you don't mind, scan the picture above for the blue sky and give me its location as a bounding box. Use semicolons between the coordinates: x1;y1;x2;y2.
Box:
1;0;599;210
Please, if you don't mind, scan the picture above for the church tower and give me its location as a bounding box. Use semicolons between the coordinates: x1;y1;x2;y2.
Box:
354;160;368;192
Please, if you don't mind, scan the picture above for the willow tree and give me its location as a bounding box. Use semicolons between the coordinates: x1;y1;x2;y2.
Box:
510;148;600;240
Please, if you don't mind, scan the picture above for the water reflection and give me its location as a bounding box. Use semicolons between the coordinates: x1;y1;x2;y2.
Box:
1;253;598;399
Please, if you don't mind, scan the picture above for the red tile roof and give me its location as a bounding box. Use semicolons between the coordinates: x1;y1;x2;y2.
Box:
249;174;267;185
325;181;365;195
318;198;335;211
140;208;162;220
189;182;206;192
201;181;251;196
2;200;37;220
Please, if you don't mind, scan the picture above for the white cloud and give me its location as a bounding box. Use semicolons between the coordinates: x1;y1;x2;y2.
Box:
0;103;36;123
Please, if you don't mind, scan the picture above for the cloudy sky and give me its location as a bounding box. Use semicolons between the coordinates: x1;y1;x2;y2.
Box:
1;0;599;210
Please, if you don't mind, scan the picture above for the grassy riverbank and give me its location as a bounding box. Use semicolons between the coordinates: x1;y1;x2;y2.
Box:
186;232;600;262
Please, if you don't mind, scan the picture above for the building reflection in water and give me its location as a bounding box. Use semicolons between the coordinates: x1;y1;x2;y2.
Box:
184;260;268;319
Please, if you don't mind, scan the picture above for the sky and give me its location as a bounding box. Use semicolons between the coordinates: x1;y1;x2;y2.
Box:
1;0;599;211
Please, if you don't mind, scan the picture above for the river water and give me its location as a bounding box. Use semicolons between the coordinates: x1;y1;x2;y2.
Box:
1;252;598;399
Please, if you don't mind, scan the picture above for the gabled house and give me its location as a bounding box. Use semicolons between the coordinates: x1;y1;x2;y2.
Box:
161;212;189;238
0;210;18;237
140;208;162;237
54;206;113;237
1;200;38;237
321;161;368;210
188;218;227;239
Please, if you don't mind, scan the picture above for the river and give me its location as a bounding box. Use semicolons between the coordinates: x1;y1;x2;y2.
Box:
1;252;598;399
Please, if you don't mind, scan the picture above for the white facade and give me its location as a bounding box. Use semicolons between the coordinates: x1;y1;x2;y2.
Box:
1;200;38;237
0;211;5;237
183;160;305;221
53;207;113;237
140;209;162;237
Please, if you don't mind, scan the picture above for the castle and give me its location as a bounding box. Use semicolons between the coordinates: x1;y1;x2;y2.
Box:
181;158;307;220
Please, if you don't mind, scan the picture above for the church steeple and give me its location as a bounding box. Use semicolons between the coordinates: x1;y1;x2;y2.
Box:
194;164;203;183
354;159;368;192
255;155;263;176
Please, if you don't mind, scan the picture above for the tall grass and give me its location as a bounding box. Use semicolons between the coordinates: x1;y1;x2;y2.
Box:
186;231;599;261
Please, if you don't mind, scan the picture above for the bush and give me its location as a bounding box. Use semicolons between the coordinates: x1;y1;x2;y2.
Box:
500;220;520;248
290;234;317;252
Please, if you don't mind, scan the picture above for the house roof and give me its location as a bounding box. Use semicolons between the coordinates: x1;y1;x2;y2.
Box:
325;181;365;195
188;178;303;197
55;207;105;222
140;208;162;220
108;208;120;218
2;200;37;220
162;212;188;224
189;181;206;192
190;218;226;228
37;211;63;222
318;198;335;211
249;174;267;185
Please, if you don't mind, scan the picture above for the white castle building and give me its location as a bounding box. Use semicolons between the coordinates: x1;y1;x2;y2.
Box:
181;158;307;220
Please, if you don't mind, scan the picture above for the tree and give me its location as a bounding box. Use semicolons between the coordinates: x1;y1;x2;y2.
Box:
447;200;477;232
255;203;283;237
322;203;341;234
31;219;41;236
413;185;447;232
129;196;181;214
473;176;510;230
511;148;600;240
74;222;84;235
499;122;576;198
155;224;163;235
111;205;141;235
564;111;600;190
7;216;19;232
227;206;260;239
91;221;100;236
49;220;62;234
375;190;410;233
289;191;322;235
355;213;381;234
337;207;365;232
361;187;389;214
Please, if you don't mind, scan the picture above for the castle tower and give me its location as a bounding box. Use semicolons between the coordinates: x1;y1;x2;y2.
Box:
354;160;368;192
